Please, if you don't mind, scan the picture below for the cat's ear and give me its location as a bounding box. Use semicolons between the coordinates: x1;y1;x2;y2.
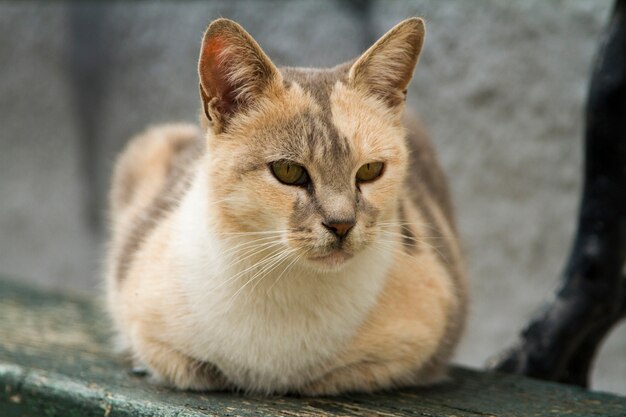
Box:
348;17;425;108
198;18;282;132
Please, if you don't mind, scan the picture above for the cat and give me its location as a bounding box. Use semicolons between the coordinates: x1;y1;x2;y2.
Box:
105;17;467;396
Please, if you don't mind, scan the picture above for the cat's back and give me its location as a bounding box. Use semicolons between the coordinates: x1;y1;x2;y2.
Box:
106;123;202;290
403;114;456;230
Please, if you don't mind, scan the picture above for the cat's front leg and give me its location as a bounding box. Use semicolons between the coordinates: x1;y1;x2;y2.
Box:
130;326;227;391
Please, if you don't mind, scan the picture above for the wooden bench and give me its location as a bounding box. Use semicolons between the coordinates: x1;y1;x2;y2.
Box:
1;277;625;417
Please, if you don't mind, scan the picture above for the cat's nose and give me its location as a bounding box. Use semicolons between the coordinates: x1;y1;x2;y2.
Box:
322;220;355;239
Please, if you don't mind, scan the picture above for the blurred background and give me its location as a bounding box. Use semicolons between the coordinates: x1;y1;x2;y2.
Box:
1;0;624;394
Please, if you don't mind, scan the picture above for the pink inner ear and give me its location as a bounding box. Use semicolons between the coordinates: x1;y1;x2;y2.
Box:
200;35;237;116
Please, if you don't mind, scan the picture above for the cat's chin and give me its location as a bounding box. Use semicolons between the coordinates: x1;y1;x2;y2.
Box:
305;250;355;272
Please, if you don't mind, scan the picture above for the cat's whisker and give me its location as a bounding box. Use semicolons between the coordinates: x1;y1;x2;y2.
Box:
378;229;449;244
379;228;450;253
216;235;285;254
379;229;428;242
373;240;430;267
207;243;287;292
377;238;420;249
223;242;287;274
213;232;288;258
218;230;291;236
189;243;286;302
190;251;286;312
218;237;284;261
378;233;451;265
225;248;296;311
378;220;443;235
265;249;310;295
378;225;442;240
378;223;445;237
378;229;433;243
184;239;283;291
376;236;453;267
247;248;298;298
218;234;281;251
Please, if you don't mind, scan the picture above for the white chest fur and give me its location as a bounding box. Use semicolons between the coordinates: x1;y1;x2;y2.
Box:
169;172;393;393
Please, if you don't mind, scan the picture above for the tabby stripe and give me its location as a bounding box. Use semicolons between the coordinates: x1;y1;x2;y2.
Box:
115;143;199;284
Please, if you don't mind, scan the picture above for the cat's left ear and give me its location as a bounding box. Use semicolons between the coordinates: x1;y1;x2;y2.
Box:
198;18;282;133
348;17;425;108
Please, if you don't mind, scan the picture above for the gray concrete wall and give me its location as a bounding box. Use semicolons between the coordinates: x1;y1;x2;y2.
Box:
0;1;623;394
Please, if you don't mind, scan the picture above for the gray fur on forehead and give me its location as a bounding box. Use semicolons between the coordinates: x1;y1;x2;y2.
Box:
276;64;355;188
260;110;353;191
279;62;353;108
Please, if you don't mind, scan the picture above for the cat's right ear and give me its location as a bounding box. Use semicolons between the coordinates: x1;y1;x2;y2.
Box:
198;19;282;133
348;18;425;109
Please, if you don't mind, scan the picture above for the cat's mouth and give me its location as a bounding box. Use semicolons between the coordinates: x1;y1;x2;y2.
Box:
307;249;354;268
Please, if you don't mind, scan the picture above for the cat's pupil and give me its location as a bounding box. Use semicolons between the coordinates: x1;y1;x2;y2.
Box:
356;162;384;182
270;161;309;186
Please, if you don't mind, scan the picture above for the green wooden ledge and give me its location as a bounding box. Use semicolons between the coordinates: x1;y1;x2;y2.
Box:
1;277;625;417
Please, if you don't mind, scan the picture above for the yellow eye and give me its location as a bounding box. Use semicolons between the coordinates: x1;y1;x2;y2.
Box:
270;161;309;186
356;162;384;182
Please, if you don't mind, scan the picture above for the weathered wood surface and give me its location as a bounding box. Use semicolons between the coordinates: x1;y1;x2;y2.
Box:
1;278;625;417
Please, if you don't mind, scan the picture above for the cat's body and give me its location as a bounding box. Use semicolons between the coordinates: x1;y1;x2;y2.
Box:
106;18;467;395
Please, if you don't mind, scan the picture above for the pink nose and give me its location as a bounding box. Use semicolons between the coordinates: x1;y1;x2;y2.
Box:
323;221;355;239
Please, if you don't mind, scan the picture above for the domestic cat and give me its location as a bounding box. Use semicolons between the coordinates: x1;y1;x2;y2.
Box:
105;17;467;395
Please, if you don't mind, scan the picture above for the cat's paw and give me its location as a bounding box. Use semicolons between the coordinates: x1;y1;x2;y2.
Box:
149;357;228;392
181;360;229;391
130;330;229;391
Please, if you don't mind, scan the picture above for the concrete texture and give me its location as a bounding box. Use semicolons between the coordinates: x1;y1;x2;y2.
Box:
0;1;623;394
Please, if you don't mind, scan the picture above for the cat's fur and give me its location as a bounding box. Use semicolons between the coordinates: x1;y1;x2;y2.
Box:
105;17;467;395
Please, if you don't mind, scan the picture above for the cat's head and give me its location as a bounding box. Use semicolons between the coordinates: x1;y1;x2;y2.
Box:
198;18;425;271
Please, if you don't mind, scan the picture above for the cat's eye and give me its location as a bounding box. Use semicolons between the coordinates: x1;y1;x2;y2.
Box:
356;162;384;183
270;161;310;186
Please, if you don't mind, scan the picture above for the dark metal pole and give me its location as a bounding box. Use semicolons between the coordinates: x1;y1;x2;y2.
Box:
489;0;626;388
